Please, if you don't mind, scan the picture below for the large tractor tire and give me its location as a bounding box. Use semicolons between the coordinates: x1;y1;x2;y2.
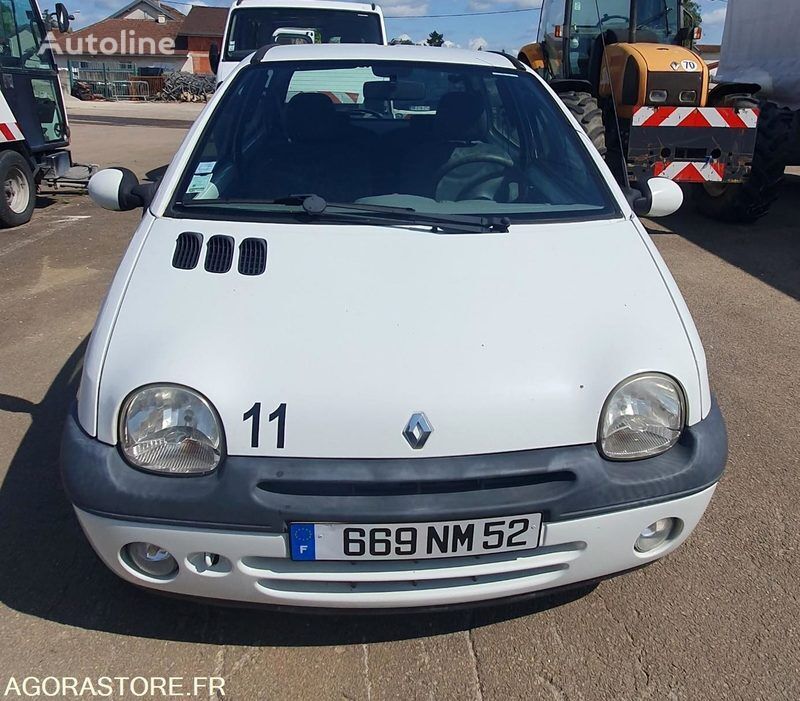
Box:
694;100;794;223
0;150;35;228
558;91;607;157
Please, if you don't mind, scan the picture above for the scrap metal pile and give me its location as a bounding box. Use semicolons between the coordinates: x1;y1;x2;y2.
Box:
157;72;217;102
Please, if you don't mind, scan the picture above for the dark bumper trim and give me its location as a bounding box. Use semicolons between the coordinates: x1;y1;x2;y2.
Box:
61;398;727;532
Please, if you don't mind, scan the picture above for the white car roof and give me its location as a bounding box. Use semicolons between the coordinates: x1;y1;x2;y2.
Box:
230;0;382;13
252;43;520;69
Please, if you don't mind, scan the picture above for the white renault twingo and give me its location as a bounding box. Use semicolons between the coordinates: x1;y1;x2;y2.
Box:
63;45;726;609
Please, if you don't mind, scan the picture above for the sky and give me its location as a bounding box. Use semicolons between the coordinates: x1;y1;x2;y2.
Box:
66;0;730;52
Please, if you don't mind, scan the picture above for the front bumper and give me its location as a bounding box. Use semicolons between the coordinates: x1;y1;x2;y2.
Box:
61;399;726;608
74;486;717;608
61;398;727;531
627;106;759;183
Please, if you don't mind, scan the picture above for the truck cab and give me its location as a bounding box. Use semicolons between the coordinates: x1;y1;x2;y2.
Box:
0;0;73;227
213;0;387;83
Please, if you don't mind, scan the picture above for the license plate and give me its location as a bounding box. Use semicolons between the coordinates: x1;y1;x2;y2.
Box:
289;514;542;561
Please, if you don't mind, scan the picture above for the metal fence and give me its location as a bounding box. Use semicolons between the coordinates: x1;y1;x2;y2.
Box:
67;61;151;101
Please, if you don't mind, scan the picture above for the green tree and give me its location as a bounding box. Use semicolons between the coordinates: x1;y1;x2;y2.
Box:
683;0;702;27
426;31;445;47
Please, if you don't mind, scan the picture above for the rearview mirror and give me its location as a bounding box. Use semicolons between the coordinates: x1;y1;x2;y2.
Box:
364;80;426;101
209;43;220;75
628;177;683;218
54;3;71;33
88;168;155;212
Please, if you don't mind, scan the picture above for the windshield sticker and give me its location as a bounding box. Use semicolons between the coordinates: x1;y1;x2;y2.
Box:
186;173;213;194
194;161;216;175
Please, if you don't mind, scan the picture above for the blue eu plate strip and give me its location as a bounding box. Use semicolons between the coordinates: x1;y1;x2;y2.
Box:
290;523;316;561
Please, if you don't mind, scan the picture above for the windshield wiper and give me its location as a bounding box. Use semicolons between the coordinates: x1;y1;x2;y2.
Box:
276;194;512;233
183;194;511;234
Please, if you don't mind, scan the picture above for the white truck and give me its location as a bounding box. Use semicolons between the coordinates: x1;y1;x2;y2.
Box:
696;0;800;221
211;0;387;83
0;1;81;227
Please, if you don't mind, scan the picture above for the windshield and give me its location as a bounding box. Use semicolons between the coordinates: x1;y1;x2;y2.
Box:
572;0;679;39
224;9;384;61
172;60;619;224
0;0;53;69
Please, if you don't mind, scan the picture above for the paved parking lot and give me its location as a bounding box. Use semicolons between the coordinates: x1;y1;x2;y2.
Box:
0;112;798;700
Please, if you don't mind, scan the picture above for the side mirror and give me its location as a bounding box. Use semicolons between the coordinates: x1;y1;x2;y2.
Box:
54;3;71;33
627;177;683;218
209;43;220;75
88;167;155;211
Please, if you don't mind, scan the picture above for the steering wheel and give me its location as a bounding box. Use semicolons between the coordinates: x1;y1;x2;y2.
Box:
433;153;527;202
599;14;629;26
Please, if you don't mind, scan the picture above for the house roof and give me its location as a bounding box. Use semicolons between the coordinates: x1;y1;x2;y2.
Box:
177;7;228;38
49;17;187;57
109;0;185;21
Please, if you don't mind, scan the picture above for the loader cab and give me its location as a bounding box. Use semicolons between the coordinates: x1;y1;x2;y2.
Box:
0;0;75;227
534;0;694;85
0;0;69;151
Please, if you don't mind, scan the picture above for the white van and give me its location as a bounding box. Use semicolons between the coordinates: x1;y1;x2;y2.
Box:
212;0;387;82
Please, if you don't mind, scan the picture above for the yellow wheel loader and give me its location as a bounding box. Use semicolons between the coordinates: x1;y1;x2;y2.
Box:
519;0;761;217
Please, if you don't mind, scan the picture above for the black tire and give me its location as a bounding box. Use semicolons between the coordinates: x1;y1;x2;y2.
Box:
558;91;607;156
0;150;35;228
694;99;793;223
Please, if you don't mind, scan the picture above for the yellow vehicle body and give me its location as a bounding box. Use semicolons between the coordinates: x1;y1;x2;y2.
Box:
518;42;546;73
519;40;711;117
598;42;711;118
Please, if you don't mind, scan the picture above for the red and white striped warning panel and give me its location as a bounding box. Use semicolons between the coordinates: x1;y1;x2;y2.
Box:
0;122;23;142
654;161;725;182
633;107;759;129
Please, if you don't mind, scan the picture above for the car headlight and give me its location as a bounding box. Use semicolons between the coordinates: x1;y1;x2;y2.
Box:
119;385;223;475
599;374;685;460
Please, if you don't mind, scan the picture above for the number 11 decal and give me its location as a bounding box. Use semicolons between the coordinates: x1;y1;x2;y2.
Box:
243;402;287;449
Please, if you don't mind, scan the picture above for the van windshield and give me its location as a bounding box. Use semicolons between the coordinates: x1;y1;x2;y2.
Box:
224;8;384;60
172;60;619;224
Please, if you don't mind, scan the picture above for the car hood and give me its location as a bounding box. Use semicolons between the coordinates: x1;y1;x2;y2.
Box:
96;215;702;458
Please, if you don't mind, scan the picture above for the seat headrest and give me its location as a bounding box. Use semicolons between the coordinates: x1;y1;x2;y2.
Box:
436;92;488;141
286;92;340;143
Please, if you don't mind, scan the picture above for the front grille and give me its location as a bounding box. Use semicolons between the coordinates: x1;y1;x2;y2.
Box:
258;471;575;497
646;71;703;107
238;238;268;276
172;232;203;270
204;235;234;274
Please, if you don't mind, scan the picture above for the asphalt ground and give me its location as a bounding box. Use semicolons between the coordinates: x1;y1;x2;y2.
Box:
0;117;798;701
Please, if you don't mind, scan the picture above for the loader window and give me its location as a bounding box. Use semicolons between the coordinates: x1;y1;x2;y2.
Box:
539;0;566;77
567;0;679;76
0;0;50;69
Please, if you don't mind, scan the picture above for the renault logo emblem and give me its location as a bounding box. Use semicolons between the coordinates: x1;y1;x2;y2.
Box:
403;412;433;449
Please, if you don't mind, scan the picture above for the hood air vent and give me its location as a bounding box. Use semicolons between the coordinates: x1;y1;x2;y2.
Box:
205;235;234;274
172;232;203;270
238;238;268;276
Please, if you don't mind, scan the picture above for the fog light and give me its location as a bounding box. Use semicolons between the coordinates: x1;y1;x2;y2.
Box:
649;89;668;103
123;542;178;578
634;518;679;553
679;90;697;103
